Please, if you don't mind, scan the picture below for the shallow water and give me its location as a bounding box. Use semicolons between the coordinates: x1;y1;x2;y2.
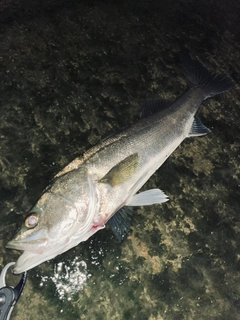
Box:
0;0;240;319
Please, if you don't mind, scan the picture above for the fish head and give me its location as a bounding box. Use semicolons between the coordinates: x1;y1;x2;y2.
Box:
6;175;101;274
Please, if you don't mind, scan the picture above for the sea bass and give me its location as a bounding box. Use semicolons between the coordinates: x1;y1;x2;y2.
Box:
6;55;234;274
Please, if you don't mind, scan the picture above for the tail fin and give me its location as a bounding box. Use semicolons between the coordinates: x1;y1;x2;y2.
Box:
181;55;235;99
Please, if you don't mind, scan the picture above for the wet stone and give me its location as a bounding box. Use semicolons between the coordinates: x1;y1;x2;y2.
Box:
0;0;239;319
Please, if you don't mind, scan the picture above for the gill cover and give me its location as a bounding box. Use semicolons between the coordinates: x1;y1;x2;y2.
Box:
6;174;100;273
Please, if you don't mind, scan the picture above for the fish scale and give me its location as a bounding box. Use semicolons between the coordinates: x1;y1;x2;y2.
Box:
6;55;234;273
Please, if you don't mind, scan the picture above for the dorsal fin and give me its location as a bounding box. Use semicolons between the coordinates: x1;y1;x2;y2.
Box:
140;98;172;118
188;117;211;137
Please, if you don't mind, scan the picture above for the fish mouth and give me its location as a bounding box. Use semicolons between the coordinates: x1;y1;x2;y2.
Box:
6;241;51;274
6;237;61;274
7;227;102;274
5;237;63;273
6;230;51;273
6;239;48;254
6;230;49;254
10;251;49;274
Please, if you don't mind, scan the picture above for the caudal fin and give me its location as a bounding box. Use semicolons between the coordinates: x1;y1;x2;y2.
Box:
181;54;235;99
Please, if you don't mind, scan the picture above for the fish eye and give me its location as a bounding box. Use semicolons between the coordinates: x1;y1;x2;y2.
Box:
25;213;39;228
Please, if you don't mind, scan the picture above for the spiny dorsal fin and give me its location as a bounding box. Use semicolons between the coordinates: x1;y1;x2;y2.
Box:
99;153;139;187
140;98;172;118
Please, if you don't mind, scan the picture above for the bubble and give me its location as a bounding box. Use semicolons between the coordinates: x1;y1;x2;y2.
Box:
40;257;91;301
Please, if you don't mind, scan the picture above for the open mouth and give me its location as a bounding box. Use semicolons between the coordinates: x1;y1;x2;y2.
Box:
6;229;49;254
11;250;52;274
6;239;48;254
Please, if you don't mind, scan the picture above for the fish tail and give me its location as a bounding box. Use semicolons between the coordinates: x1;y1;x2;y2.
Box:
181;54;235;99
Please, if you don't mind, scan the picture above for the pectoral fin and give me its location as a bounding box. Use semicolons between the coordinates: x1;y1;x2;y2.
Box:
126;188;168;206
100;153;139;187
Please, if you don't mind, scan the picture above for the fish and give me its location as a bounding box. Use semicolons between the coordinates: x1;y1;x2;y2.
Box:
6;55;234;274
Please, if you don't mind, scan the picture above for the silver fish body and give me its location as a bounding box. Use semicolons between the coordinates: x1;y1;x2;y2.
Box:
6;55;234;273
